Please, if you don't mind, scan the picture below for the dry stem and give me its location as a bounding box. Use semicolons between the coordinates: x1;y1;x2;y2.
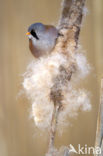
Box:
47;0;86;156
95;78;103;156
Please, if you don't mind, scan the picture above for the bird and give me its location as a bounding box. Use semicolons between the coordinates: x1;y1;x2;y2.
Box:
26;22;58;58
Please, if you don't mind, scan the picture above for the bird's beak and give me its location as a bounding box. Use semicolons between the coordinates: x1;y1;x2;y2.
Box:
26;32;30;35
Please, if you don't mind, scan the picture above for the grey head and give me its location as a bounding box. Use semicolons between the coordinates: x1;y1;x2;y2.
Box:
28;23;46;40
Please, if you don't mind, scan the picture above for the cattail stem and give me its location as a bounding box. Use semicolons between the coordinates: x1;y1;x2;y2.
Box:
48;104;60;156
47;0;86;155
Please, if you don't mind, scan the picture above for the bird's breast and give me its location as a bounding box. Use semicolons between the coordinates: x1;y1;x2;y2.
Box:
29;39;42;58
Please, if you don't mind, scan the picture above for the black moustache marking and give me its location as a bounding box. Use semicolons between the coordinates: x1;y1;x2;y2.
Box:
31;30;39;40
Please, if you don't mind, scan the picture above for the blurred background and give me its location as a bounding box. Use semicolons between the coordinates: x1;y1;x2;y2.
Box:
0;0;103;156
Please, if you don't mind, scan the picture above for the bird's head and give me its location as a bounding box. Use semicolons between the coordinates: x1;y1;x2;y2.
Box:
26;23;45;41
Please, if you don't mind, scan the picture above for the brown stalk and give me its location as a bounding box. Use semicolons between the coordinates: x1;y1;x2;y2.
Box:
47;0;86;155
95;78;103;156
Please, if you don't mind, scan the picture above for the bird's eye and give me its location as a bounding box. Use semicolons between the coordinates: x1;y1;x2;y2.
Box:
31;30;39;40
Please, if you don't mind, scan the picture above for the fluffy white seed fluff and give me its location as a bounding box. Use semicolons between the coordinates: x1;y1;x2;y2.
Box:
22;51;91;129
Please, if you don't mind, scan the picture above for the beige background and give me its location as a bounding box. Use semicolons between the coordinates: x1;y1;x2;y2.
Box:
0;0;103;156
